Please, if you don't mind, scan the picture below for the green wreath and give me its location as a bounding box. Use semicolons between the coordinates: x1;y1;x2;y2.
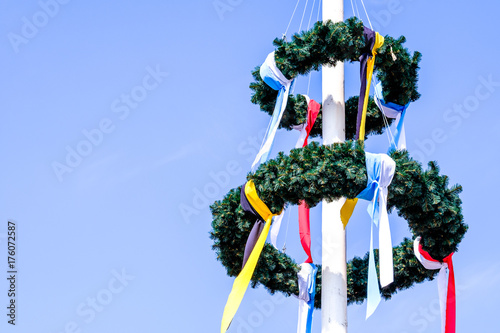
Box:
210;17;467;308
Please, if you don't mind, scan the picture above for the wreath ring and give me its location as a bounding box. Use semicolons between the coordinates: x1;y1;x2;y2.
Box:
210;18;467;308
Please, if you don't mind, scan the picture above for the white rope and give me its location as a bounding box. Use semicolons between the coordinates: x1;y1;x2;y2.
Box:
282;205;292;253
382;112;395;147
306;0;322;96
350;0;356;18
285;0;302;38
379;102;396;146
298;0;310;32
316;0;322;22
307;70;313;96
307;0;317;30
379;103;395;147
306;0;319;96
359;0;373;30
371;77;396;147
354;0;361;19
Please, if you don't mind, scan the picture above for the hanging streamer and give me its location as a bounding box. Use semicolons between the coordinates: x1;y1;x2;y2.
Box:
374;82;410;151
413;237;456;333
252;52;294;171
221;181;282;333
297;263;318;333
270;96;320;252
293;95;320;263
356;152;396;318
270;211;285;251
340;197;358;228
341;27;384;228
298;202;313;263
356;27;384;140
293;95;320;148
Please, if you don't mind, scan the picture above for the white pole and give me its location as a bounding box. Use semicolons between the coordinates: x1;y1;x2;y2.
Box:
321;0;347;332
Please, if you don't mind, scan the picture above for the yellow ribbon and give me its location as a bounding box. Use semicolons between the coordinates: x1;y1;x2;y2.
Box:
358;32;384;140
341;32;384;228
221;181;281;332
341;198;358;228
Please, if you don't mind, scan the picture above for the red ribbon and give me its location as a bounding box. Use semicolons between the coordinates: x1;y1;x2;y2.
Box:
298;98;320;264
298;201;313;263
418;243;456;333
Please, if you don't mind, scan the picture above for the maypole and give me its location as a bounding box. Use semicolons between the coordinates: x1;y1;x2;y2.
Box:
321;0;348;332
212;3;468;332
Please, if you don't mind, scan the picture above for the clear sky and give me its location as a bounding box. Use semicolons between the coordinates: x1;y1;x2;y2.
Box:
1;0;499;332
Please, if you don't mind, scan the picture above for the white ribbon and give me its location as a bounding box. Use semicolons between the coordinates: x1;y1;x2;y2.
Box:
297;263;317;333
251;52;293;171
414;237;450;333
357;152;396;318
374;82;409;151
270;211;285;251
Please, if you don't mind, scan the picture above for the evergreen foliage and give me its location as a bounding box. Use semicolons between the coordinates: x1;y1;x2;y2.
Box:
250;17;420;140
210;17;466;309
210;142;467;308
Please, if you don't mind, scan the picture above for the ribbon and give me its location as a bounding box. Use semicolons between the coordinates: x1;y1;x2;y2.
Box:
413;237;456;333
356;152;396;318
297;263;318;333
270;210;285;251
269;96;320;253
356;27;384;141
220;180;282;332
374;82;410;151
251;51;294;171
292;95;321;148
340;197;358;229
341;28;384;228
293;95;320;263
298;202;313;263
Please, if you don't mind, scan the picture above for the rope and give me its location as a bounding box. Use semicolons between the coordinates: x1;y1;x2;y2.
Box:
371;77;396;147
306;0;319;96
316;0;322;22
360;0;373;30
352;0;391;145
350;0;356;18
282;205;292;253
307;0;317;30
284;0;302;39
354;0;361;19
306;70;313;96
298;0;310;32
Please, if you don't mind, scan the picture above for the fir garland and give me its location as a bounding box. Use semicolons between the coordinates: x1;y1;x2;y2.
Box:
210;17;466;308
210;142;467;307
250;17;421;140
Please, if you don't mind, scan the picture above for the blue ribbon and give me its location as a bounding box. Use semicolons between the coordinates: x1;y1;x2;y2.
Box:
357;153;383;318
258;85;285;164
297;263;318;333
251;52;293;171
374;82;410;152
358;153;382;224
357;152;396;319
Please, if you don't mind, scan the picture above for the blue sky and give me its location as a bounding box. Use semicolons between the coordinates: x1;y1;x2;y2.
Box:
1;0;499;332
